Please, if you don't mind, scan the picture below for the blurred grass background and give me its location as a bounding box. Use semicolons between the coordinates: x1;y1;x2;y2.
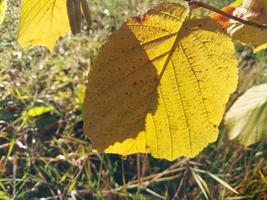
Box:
0;0;266;199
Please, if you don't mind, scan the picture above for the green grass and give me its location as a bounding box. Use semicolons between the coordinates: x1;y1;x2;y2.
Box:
0;0;266;199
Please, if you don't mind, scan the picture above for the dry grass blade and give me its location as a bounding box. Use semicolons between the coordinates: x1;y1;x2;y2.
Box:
191;169;210;200
259;170;267;186
193;168;239;194
197;173;211;197
113;159;188;192
144;187;165;199
206;172;239;195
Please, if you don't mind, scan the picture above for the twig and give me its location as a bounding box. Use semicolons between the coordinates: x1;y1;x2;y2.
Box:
136;154;141;191
120;158;127;192
144;187;165;199
12;160;17;199
114;173;183;192
111;159;189;193
184;0;267;30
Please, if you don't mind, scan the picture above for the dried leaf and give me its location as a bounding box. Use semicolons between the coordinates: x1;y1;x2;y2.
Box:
227;0;267;52
210;0;243;28
225;84;267;146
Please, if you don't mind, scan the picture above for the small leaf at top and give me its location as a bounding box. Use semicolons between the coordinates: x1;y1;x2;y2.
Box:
18;0;71;51
210;0;243;29
227;0;267;52
83;3;238;160
210;7;236;29
225;84;267;146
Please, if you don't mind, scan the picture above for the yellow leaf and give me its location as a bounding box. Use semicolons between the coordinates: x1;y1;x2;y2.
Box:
225;84;267;146
0;0;6;25
22;106;56;124
253;43;267;53
0;191;10;200
18;0;70;51
83;3;238;160
227;0;267;52
27;106;55;117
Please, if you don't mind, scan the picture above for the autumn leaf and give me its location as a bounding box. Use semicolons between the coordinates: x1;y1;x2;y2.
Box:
225;84;267;146
210;7;236;29
18;0;70;51
227;0;267;52
83;3;238;160
0;0;6;25
210;0;243;29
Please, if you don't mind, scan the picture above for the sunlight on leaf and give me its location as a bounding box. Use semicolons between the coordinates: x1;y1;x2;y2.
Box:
83;3;238;160
211;0;267;52
75;84;86;107
27;106;55;117
0;191;10;200
18;0;71;51
225;84;267;146
22;106;56;124
0;0;6;25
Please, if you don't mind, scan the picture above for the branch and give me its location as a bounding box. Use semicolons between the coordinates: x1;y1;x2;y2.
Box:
184;0;267;30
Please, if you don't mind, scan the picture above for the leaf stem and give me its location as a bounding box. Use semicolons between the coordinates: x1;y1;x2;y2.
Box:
184;0;267;30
